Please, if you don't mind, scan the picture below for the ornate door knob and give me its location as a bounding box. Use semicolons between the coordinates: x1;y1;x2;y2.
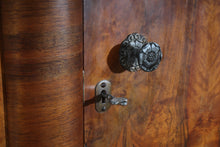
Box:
119;33;162;72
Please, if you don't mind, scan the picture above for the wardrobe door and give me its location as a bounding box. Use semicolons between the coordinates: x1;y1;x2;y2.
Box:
84;0;220;146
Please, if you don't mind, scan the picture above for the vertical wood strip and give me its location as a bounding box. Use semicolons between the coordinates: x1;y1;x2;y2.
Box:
0;46;6;147
1;0;83;146
0;2;6;144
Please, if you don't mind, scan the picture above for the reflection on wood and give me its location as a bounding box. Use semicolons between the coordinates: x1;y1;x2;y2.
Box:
84;0;220;146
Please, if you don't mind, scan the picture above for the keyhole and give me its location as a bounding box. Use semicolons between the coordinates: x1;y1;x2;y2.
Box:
100;82;106;88
101;90;106;103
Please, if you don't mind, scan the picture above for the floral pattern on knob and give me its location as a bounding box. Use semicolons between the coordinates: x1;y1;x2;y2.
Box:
139;42;162;72
119;33;162;72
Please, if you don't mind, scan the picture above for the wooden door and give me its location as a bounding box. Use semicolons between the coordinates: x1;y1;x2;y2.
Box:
84;0;220;146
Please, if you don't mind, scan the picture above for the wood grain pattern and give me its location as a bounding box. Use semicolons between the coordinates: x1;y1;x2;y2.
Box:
84;0;220;146
1;0;83;146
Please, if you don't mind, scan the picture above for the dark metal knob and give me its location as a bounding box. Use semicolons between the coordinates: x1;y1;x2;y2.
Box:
119;33;162;72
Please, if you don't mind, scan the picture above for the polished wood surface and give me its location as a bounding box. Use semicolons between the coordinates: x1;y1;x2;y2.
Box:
84;0;220;146
1;0;83;146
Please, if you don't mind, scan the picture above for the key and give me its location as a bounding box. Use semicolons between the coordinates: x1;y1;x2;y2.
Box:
101;92;128;106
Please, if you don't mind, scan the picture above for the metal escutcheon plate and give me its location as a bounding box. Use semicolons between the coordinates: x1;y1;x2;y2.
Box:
95;80;111;112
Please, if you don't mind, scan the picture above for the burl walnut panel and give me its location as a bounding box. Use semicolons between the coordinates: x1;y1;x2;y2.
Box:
1;0;83;146
84;0;220;146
